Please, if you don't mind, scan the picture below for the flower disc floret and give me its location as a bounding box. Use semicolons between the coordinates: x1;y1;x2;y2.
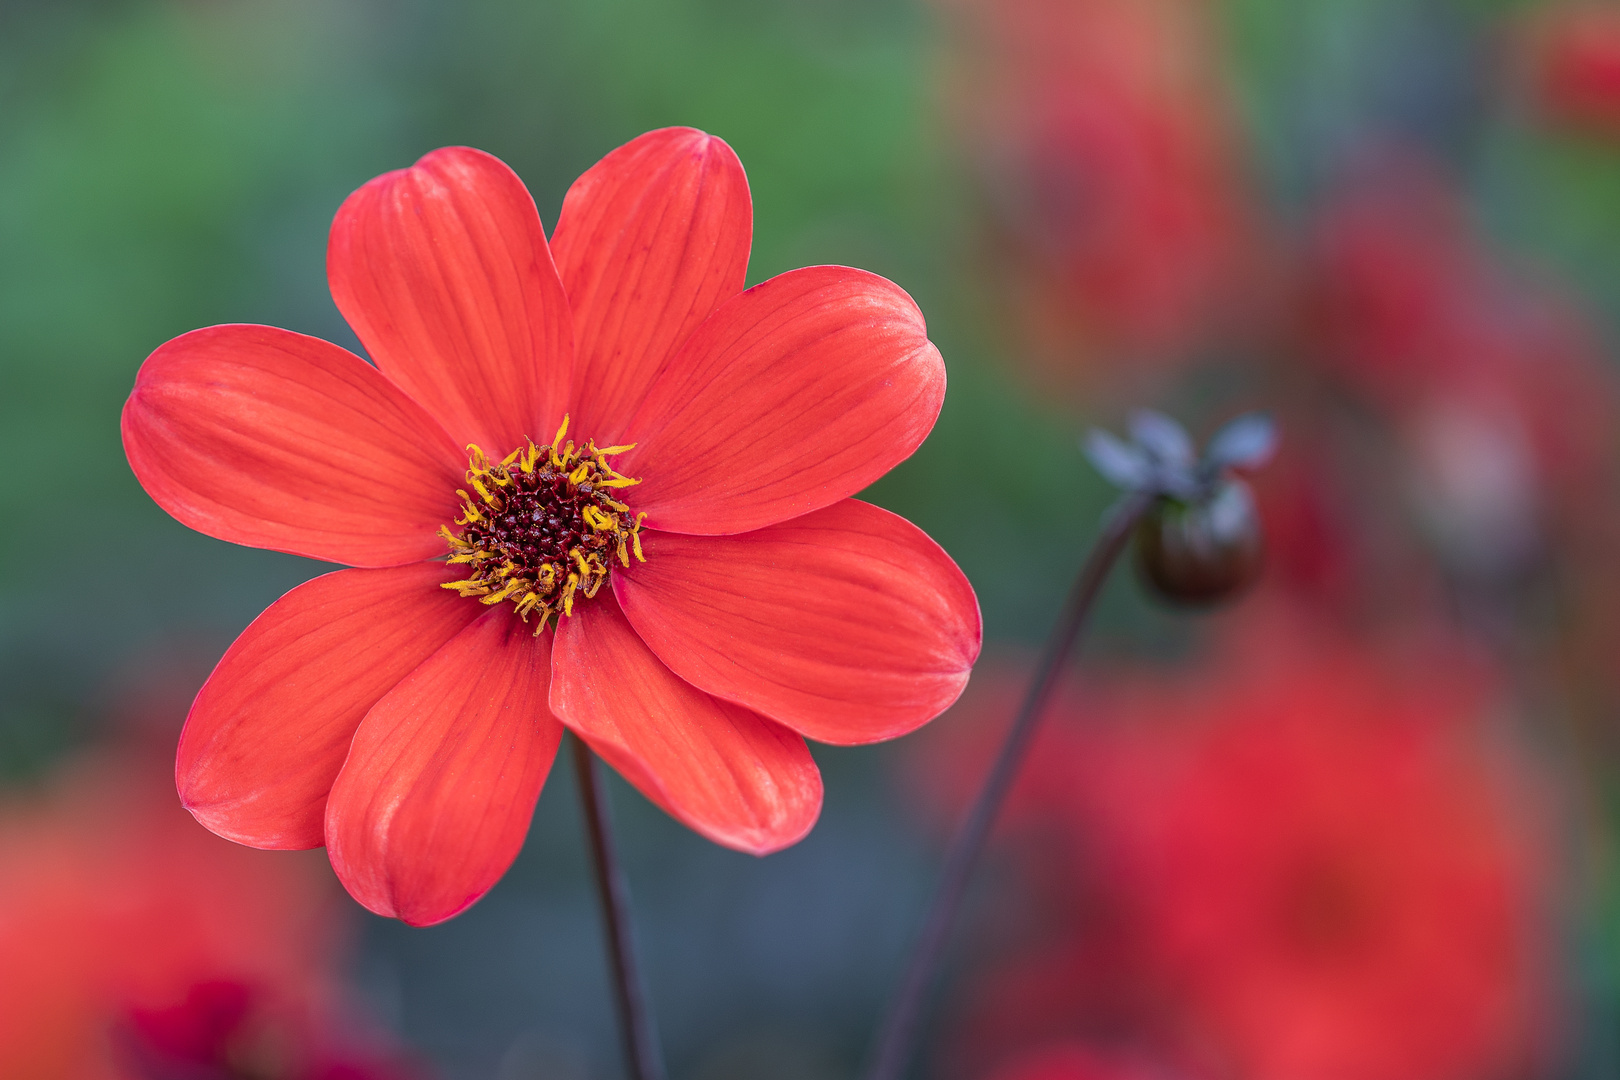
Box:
441;416;645;628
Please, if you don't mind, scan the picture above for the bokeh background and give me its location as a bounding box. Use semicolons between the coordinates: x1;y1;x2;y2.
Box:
4;0;1620;1077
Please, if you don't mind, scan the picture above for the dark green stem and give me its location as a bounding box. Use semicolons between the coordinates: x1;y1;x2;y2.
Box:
573;735;667;1080
865;491;1154;1080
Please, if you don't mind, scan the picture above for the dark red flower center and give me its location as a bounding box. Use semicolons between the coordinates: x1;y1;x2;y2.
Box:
440;416;644;629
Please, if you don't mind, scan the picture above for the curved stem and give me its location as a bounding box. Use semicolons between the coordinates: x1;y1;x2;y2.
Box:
572;735;668;1080
865;490;1154;1080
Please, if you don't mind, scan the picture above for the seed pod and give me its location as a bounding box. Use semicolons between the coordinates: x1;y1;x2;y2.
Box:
1134;478;1264;606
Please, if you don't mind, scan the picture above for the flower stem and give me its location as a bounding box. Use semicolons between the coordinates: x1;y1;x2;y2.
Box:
865;490;1155;1080
572;734;668;1080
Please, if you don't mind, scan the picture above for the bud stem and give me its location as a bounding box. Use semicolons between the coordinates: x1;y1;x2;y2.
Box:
865;490;1155;1080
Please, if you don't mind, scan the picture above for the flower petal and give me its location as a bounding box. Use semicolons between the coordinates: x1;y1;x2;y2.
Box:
328;146;572;453
620;266;946;534
324;610;562;926
550;127;752;445
615;499;981;745
550;592;822;855
177;564;483;850
122;325;465;566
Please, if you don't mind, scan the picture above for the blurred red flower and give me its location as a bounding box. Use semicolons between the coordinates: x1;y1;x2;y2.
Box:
1524;4;1620;137
121;127;981;925
1302;161;1618;574
925;616;1559;1080
937;0;1256;383
985;1043;1193;1080
0;744;416;1080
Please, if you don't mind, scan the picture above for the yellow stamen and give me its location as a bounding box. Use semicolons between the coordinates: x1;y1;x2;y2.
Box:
439;420;647;629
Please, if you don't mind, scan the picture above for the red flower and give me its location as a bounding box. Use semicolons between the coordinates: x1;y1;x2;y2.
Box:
1524;4;1620;138
985;1043;1192;1080
924;619;1558;1080
1303;161;1618;571
0;745;419;1080
936;0;1255;377
121;128;982;926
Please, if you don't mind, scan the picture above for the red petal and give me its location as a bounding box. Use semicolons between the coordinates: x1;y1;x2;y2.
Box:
328;146;572;453
550;592;822;854
620;266;945;534
551;127;752;445
122;325;464;566
324;611;562;926
177;564;483;850
615;499;981;745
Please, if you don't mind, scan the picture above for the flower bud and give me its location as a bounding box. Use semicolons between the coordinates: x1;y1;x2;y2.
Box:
1134;478;1264;606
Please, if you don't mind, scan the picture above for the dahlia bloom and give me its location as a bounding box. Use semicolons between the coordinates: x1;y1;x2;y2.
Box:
0;744;417;1080
920;619;1557;1080
122;127;981;926
1524;4;1620;138
935;0;1253;375
1305;163;1617;575
985;1043;1191;1080
1307;165;1615;488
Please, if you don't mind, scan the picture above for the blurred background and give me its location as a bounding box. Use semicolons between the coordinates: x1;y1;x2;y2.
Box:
3;0;1619;1077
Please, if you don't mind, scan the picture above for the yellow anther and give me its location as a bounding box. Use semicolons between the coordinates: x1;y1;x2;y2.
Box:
440;421;646;628
481;580;521;605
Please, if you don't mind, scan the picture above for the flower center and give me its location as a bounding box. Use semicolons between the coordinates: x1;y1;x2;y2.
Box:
440;416;645;630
